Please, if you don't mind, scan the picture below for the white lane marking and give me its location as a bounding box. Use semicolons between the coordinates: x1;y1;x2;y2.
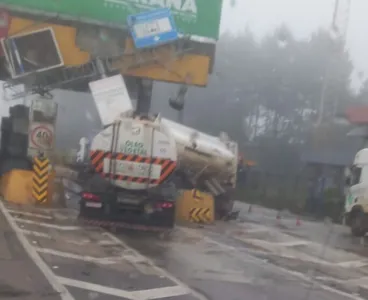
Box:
276;240;312;247
346;276;368;284
20;230;114;246
104;232;207;300
238;238;311;249
21;229;51;238
238;225;269;233
97;240;120;246
193;272;258;284
7;209;53;219
57;276;190;300
0;201;75;300
34;247;119;265
178;227;366;300
239;236;368;269
132;285;190;299
13;218;81;230
337;260;368;268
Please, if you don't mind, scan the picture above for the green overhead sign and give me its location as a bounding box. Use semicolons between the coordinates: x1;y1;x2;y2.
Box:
1;0;223;39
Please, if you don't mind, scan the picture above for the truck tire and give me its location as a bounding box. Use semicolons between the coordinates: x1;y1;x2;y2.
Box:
351;210;367;237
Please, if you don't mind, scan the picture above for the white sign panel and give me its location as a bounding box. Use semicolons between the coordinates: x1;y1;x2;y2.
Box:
31;98;58;119
28;122;54;151
89;75;133;126
103;158;161;179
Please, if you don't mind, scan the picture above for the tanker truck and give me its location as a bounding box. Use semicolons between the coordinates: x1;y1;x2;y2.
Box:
77;113;239;230
160;118;239;220
77;113;179;230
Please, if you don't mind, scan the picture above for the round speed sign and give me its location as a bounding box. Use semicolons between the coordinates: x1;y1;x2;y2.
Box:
31;125;53;149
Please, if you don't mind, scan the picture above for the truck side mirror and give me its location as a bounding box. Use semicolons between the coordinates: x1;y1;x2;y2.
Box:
345;176;351;186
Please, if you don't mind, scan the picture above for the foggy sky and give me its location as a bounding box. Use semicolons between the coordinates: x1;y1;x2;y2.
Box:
220;0;368;89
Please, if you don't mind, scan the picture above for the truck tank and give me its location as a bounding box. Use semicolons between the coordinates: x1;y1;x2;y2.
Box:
160;118;238;185
89;116;178;190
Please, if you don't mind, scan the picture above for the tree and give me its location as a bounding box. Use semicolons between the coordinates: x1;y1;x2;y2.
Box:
156;25;356;172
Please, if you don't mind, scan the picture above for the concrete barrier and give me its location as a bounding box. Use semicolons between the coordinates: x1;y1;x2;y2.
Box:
175;189;215;224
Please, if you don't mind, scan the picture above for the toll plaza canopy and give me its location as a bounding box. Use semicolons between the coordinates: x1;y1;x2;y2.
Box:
0;0;223;40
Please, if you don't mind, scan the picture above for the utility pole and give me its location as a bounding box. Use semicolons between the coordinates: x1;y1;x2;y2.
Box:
317;0;351;125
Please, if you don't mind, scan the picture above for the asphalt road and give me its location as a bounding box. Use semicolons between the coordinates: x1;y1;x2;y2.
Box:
2;199;368;300
0;205;61;300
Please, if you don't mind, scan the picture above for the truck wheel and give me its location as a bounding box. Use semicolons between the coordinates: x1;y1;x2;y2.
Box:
351;211;367;237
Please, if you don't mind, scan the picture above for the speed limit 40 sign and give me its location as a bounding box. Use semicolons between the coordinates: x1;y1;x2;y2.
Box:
29;122;54;150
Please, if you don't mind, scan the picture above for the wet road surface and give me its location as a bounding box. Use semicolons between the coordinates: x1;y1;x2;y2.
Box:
0;204;61;300
2;198;368;300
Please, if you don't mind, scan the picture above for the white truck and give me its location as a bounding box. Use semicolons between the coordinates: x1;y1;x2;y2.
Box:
344;148;368;236
77;75;239;230
77;113;239;230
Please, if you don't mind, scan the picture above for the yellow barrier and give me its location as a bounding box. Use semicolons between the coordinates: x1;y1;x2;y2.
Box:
32;156;50;204
0;168;55;205
175;189;214;224
0;169;33;204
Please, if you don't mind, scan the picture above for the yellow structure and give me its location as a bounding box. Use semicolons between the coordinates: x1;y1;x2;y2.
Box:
112;39;211;86
0;168;55;205
0;169;33;204
5;17;212;86
8;17;90;66
176;189;215;224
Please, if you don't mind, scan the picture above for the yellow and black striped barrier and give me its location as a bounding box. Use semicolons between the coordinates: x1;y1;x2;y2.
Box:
176;189;215;224
32;155;50;204
189;207;213;223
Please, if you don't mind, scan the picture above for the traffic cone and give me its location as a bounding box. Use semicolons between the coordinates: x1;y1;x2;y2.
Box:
296;217;301;226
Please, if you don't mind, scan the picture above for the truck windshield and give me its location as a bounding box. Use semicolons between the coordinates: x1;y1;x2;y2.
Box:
351;166;362;186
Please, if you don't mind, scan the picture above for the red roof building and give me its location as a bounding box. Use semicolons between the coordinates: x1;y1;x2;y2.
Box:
345;106;368;124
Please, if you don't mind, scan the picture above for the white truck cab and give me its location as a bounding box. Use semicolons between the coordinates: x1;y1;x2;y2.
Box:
344;148;368;236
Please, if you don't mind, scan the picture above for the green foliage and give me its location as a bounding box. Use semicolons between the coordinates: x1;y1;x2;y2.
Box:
171;25;359;174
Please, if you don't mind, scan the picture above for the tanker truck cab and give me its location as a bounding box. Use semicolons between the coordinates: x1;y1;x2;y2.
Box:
344;148;368;237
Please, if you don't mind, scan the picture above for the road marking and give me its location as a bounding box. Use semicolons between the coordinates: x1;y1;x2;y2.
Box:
0;201;75;300
35;247;147;265
238;225;268;233
21;230;114;246
194;271;258;284
34;247;119;265
57;276;189;300
178;227;366;300
97;240;120;246
276;240;311;247
13;218;81;230
104;232;208;300
21;229;51;238
346;276;368;284
7;209;53;219
239;236;368;269
238;237;311;249
337;260;368;268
